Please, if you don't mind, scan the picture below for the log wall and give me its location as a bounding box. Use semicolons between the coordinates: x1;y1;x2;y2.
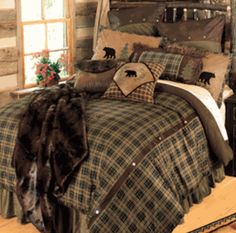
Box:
0;0;17;92
75;0;98;61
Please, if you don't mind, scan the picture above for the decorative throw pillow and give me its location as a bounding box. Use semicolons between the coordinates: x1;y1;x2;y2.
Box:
157;15;225;53
74;68;117;93
137;51;203;84
103;63;165;103
75;59;118;73
162;42;207;58
92;29;162;61
130;43;163;62
196;53;230;106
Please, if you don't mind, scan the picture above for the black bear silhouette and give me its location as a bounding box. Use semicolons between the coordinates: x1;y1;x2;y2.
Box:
103;47;116;59
125;70;137;77
199;72;215;85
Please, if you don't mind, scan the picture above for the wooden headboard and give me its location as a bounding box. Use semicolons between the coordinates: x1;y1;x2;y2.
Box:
109;0;236;91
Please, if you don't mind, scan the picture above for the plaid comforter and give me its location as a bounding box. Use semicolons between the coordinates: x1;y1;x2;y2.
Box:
0;91;213;233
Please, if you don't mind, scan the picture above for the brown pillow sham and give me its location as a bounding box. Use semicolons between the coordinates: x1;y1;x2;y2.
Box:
103;62;165;103
116;23;158;36
157;15;225;53
108;4;165;31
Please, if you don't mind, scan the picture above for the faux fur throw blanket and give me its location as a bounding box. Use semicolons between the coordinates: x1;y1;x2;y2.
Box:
13;84;88;233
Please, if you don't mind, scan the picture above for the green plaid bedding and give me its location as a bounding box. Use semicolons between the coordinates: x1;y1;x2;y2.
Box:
0;92;213;233
138;51;183;79
0;95;33;191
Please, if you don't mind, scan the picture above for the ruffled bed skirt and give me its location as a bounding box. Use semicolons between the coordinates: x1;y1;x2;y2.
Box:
0;165;225;232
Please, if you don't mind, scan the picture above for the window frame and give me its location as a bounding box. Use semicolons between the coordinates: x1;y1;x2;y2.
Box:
17;0;75;89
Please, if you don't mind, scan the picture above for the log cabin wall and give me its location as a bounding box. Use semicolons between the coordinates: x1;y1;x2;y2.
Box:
0;0;17;92
75;0;98;61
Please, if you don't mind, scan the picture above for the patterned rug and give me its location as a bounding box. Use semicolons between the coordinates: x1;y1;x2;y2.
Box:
189;213;236;233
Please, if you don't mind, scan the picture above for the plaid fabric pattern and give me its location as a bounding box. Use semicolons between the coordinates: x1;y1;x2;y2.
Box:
146;63;165;81
138;51;203;84
59;93;211;233
139;51;183;79
103;81;156;103
103;63;165;103
0;92;212;233
0;96;33;191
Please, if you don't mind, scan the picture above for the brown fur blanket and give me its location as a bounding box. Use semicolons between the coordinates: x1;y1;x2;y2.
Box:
13;84;88;233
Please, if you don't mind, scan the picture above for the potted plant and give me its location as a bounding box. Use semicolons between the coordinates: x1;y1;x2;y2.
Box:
33;49;67;87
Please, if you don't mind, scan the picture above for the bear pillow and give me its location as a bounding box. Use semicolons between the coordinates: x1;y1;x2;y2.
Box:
103;62;165;103
93;29;162;61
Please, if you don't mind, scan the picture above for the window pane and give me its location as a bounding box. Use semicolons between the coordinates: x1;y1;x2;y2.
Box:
24;24;45;53
44;0;64;19
21;0;41;21
24;56;37;85
48;22;67;50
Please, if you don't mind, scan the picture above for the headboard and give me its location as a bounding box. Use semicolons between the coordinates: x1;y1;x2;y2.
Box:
109;0;236;91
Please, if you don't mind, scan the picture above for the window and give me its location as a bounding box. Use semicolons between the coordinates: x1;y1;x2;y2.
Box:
19;0;74;87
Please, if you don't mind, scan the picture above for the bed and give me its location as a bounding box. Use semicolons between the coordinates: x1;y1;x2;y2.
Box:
0;1;235;233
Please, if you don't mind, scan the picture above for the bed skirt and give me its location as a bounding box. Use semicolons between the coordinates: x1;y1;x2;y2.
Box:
0;165;225;233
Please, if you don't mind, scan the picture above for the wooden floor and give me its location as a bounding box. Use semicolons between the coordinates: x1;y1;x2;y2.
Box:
174;176;236;233
0;176;236;233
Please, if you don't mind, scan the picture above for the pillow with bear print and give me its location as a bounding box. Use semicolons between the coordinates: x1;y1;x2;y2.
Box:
196;53;230;107
92;29;162;62
102;62;165;103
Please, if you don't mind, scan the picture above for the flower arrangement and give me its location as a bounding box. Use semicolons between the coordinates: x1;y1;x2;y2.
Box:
33;49;67;87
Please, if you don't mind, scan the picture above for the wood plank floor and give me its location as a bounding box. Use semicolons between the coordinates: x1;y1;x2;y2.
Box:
0;176;236;233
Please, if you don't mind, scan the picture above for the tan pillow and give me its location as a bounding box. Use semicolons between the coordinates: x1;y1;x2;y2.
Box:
196;53;230;105
114;63;155;96
102;63;165;103
93;29;162;61
74;68;116;93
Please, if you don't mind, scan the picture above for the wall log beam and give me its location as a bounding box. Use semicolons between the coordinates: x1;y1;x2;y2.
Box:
0;62;18;76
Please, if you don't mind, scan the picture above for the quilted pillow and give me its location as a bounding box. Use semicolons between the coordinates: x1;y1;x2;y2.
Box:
137;51;203;84
103;63;165;103
196;53;230;107
157;15;225;53
92;29;162;61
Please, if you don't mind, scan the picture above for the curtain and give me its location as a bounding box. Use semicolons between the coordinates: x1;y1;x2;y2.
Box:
93;0;110;51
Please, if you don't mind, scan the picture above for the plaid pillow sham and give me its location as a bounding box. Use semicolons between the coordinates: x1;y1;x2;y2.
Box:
137;51;203;84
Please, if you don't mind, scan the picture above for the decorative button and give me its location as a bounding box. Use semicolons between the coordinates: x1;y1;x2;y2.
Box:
184;120;188;125
132;162;136;167
95;210;100;215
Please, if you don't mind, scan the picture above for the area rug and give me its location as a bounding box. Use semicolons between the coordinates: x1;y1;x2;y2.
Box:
189;213;236;233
